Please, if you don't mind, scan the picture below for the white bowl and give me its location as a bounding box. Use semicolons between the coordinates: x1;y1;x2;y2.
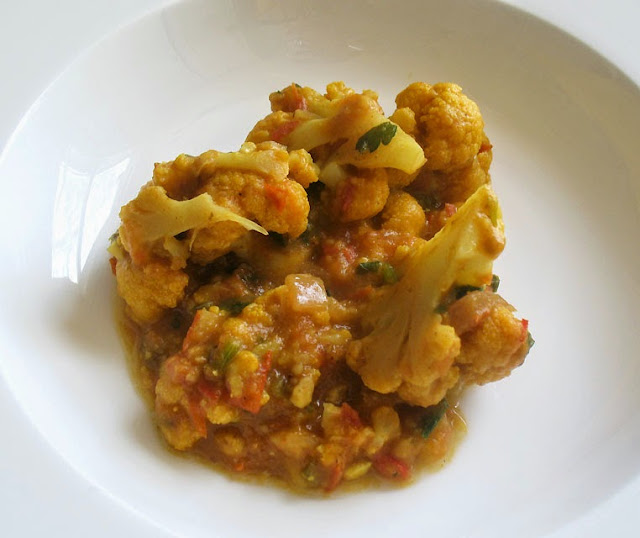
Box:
1;1;639;536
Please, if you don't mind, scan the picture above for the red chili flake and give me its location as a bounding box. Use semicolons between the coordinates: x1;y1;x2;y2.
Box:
341;403;363;429
109;257;117;275
264;183;287;212
373;453;411;481
286;83;308;112
270;120;300;143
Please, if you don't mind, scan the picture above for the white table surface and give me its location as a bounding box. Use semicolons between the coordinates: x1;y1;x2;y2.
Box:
1;1;638;536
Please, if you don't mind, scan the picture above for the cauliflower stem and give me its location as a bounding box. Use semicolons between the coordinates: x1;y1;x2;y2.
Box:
347;185;505;407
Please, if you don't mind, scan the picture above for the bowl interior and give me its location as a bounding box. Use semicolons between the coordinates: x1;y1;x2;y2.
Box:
1;1;640;537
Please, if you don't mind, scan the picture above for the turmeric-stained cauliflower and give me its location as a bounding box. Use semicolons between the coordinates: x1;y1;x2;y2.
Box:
111;81;533;493
395;82;484;171
248;82;426;222
346;186;507;407
445;290;530;385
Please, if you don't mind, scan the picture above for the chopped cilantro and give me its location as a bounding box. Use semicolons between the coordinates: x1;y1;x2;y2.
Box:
526;332;535;350
211;341;240;371
357;260;397;285
414;193;443;211
194;301;215;312
380;263;398;284
219;299;251;316
355;122;397;153
420;399;449;438
357;261;382;273
490;274;500;292
454;284;483;300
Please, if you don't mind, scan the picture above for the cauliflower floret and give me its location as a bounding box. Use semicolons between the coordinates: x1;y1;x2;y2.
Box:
288;149;320;188
270;83;332;115
152;150;217;200
346;185;506;407
445;290;531;385
381;191;425;235
325;168;390;222
122;142;310;265
197;167;308;246
196;143;309;242
325;81;356;101
115;257;189;324
395;82;484;172
245;110;296;144
388;106;417;137
118;184;266;266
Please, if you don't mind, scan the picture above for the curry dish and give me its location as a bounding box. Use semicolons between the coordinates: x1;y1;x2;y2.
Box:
109;81;533;492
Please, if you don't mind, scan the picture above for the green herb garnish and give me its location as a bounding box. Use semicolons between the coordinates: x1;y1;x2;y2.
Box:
355;122;397;153
219;299;251;316
357;260;382;273
380;263;398;284
454;284;483;300
194;301;215;312
357;260;397;284
211;341;240;371
420;399;449;438
490;274;500;292
526;332;535;350
414;193;443;211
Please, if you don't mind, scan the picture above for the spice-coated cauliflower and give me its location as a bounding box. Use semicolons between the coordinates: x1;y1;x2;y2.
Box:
394;82;484;172
346;185;507;406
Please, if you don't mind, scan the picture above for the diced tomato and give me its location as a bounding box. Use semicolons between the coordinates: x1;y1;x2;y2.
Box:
444;203;457;217
164;354;197;385
229;351;272;414
284;83;307;112
197;379;222;404
109;256;117;275
270;120;300;143
373;453;411;481
264;182;287;212
324;463;345;492
340;403;363;429
349;285;374;301
187;395;208;437
520;318;529;341
182;310;204;350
